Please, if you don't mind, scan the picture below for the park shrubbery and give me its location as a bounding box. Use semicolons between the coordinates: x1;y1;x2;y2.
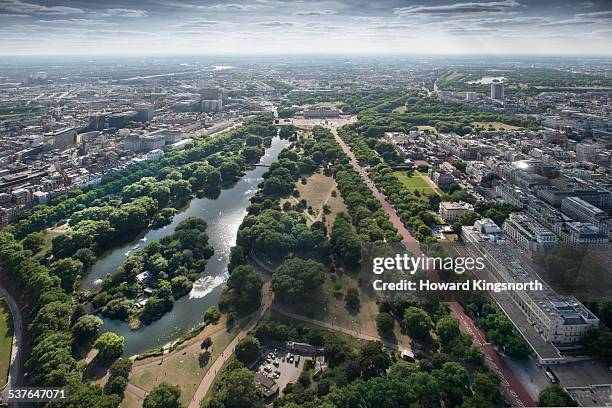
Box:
0;114;278;406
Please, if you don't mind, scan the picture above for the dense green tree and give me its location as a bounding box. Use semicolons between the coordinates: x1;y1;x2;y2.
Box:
436;316;461;348
375;312;395;335
330;214;362;269
22;231;45;253
104;375;128;396
219;265;263;315
458;211;480;226
143;382;183;408
94;332;124;361
403;306;433;340
473;371;501;403
272;257;326;302
345;288;361;311
434;362;470;406
220;161;241;182
206;366;263;408
170;275;193;298
201;336;213;350
49;257;84;292
538;384;577;407
245;135;263;146
241;146;263;163
72;314;103;344
235;335;261;364
581;331;612;364
358;341;391;380
109;358;133;379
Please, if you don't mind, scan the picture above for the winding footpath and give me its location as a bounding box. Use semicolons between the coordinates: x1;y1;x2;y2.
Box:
185;121;534;408
188;282;274;408
329;123;534;408
272;304;408;352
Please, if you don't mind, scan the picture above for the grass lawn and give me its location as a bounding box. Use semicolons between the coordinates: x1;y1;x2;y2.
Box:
392;105;407;113
0;300;13;388
278;270;412;351
124;318;238;407
291;172;348;231
472;121;521;131
37;226;68;256
120;389;143;408
393;171;442;198
416;125;438;133
268;311;365;350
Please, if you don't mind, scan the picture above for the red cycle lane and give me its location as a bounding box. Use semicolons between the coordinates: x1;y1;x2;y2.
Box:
450;302;535;407
331;124;535;408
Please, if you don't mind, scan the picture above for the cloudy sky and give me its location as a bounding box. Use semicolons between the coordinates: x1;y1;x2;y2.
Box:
0;0;611;55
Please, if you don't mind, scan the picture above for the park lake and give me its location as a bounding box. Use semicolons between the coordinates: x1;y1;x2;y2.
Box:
82;136;290;356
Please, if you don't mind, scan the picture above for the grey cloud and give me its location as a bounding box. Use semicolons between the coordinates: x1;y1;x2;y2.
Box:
574;1;595;9
171;19;235;29
100;8;148;17
302;22;341;30
294;10;334;16
368;21;414;30
442;26;499;35
451;15;547;27
208;3;259;11
540;18;595;26
0;0;84;15
254;20;295;27
576;10;612;19
394;0;520;16
38;18;118;26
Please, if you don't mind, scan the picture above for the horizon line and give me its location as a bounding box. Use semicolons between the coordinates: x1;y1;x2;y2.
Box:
2;51;612;58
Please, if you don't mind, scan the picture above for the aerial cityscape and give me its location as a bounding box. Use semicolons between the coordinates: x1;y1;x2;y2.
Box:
0;1;611;408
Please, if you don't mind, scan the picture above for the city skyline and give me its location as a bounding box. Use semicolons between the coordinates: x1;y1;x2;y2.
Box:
0;0;612;56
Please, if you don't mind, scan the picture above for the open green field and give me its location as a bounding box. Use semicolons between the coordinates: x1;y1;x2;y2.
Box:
277;270;413;351
283;172;348;232
392;105;407;113
37;228;65;256
0;300;13;388
472;121;521;131
416;125;437;133
124;316;238;408
393;171;441;197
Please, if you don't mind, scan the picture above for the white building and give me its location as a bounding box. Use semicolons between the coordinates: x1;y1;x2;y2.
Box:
528;296;599;345
503;212;559;252
439;201;474;222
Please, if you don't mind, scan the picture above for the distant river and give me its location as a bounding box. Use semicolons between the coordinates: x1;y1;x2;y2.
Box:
82;136;290;356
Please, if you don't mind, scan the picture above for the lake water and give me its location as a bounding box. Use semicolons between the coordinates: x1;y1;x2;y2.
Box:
84;136;290;356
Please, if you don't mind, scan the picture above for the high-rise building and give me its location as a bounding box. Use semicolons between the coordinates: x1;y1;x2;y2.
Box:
201;99;223;113
135;104;155;122
490;82;504;100
200;88;223;113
